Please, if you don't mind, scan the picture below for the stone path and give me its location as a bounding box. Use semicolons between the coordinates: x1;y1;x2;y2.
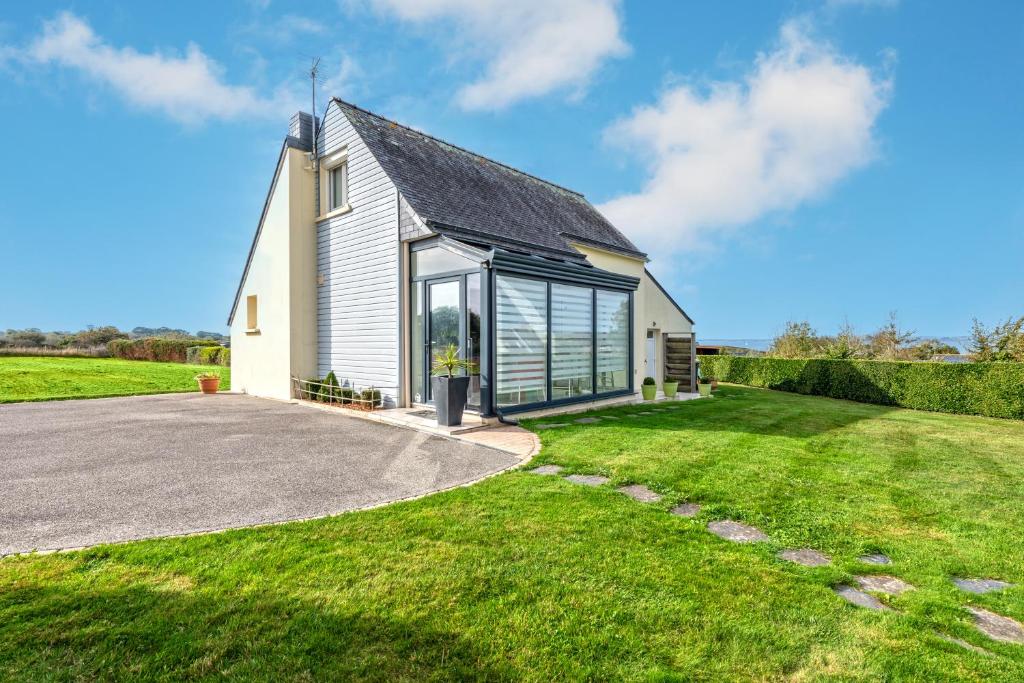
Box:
573;417;601;424
526;429;1023;651
617;485;662;503
707;520;769;543
565;474;610;487
778;549;831;567
855;575;915;596
953;578;1014;594
937;633;990;655
834;585;891;611
670;503;701;517
967;607;1024;644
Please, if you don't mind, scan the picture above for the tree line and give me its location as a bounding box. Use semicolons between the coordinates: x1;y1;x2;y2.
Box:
0;326;226;349
767;313;1023;362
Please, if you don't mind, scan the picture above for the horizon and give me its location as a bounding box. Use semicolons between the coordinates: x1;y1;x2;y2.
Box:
1;1;1021;338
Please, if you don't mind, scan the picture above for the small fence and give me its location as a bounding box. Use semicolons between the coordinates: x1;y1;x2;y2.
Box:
291;376;394;411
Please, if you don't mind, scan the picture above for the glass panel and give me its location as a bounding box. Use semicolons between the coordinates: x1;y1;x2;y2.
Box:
428;280;462;400
596;290;630;393
466;273;481;407
551;283;593;399
330;164;346;209
495;275;547;407
411;247;478;278
410;281;424;403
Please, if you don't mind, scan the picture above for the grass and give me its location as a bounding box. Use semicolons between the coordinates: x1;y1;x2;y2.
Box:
0;356;230;403
1;386;1022;680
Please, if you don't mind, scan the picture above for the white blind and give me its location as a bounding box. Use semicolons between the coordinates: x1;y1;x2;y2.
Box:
495;275;547;406
596;290;629;392
551;283;593;398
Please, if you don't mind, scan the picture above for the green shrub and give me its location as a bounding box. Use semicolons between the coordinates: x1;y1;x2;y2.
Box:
642;376;656;386
360;388;382;407
700;356;1024;420
109;338;219;363
186;345;230;366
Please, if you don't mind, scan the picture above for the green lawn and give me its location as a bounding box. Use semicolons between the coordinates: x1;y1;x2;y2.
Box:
1;387;1022;680
0;356;230;403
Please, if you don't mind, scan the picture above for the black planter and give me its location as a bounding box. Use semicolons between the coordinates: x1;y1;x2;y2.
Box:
431;375;471;426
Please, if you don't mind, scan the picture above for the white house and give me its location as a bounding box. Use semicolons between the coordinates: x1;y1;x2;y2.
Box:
228;100;695;416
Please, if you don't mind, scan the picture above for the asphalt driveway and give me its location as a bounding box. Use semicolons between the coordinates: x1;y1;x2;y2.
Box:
0;393;520;555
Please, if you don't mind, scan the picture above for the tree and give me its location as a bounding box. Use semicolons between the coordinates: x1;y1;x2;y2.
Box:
769;321;823;358
822;322;864;359
906;339;960;361
970;316;1024;362
2;328;46;347
865;312;916;360
66;326;129;347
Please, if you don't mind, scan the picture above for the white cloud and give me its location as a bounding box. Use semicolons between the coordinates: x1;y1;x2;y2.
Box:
365;0;628;110
599;20;892;253
11;12;299;125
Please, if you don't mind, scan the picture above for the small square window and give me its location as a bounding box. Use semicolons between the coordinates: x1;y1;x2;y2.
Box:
329;162;348;211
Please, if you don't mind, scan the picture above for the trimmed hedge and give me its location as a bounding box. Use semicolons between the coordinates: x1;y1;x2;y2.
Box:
186;345;231;366
700;356;1024;420
108;338;219;364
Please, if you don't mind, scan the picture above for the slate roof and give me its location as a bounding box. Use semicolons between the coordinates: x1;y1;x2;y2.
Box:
333;99;645;262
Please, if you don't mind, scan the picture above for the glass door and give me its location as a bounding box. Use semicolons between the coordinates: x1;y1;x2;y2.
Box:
427;279;462;402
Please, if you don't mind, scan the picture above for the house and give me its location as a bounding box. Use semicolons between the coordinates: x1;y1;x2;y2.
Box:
228;100;695;416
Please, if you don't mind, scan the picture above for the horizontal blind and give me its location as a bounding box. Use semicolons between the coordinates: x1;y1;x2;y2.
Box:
596;290;629;392
551;283;593;398
495;275;548;406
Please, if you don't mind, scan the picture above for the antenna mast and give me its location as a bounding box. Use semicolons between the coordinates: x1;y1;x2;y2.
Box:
309;57;321;169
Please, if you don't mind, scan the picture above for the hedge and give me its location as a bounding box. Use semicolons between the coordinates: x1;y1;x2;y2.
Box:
185;345;231;366
108;338;220;364
700;356;1024;420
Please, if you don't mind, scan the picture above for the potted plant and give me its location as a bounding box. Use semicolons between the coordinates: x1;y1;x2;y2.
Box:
663;376;679;399
641;376;657;401
195;372;221;394
697;376;712;397
431;344;475;427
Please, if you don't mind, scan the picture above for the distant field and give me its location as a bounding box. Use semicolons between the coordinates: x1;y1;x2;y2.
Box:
0;357;230;403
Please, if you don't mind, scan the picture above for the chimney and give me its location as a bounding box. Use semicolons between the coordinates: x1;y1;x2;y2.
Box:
288;111;318;151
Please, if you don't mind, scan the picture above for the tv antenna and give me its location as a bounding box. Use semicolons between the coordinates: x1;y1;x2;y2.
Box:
309;57;321;168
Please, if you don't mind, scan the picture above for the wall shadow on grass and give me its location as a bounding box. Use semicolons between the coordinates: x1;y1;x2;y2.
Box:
0;581;518;680
580;384;897;440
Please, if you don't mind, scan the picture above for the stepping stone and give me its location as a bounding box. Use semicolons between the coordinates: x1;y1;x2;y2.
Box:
535;423;569;430
573;417;601;424
967;607;1024;644
854;575;915;596
834;585;891;611
528;465;564;475
953;578;1015;594
937;633;991;655
858;553;892;565
778;549;831;567
626;414;642;418
602;415;620;420
617;484;662;503
636;411;654;415
707;520;769;543
564;474;609;487
670;503;701;517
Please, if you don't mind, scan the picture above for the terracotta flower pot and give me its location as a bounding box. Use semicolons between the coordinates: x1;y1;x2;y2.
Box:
197;377;221;394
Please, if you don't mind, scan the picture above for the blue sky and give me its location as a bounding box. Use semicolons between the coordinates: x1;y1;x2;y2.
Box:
1;0;1021;339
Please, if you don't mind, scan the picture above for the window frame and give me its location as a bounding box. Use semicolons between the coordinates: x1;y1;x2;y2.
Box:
489;269;634;414
318;148;351;219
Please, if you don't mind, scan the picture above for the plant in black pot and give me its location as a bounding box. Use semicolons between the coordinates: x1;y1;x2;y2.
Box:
431;344;476;427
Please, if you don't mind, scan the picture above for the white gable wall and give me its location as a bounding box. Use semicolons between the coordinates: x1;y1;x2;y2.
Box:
316;102;401;405
230;146;318;400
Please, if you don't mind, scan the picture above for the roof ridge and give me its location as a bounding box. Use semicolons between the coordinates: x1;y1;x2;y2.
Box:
331;97;585;198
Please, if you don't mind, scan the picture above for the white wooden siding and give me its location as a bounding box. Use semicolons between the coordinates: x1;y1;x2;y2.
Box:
316;102;400;403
